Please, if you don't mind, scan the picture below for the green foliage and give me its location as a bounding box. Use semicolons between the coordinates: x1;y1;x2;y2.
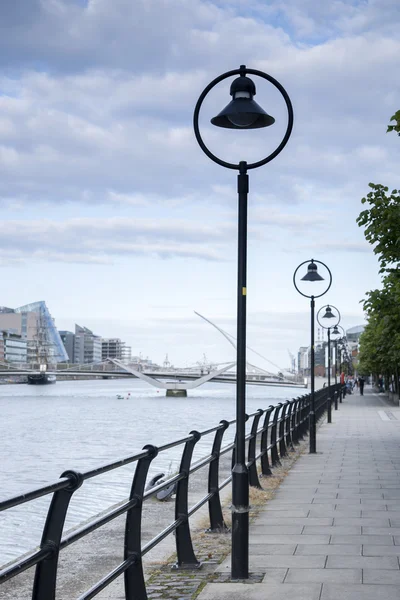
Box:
356;112;400;380
357;183;400;274
387;110;400;136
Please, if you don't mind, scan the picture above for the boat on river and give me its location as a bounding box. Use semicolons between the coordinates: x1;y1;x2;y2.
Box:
27;373;57;385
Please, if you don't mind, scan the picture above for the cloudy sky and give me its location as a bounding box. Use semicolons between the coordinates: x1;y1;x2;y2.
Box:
1;0;399;372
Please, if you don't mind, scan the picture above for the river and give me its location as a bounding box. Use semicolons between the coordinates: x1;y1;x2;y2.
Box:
0;378;303;565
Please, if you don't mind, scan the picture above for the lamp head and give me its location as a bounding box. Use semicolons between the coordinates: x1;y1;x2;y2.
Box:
211;68;275;129
300;260;324;282
322;305;335;319
332;325;340;336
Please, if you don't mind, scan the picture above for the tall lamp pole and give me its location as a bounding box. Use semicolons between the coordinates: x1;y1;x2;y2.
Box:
194;66;293;579
332;324;346;403
317;305;341;420
293;260;332;453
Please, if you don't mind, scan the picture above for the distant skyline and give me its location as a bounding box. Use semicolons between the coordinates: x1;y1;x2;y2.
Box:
1;0;399;372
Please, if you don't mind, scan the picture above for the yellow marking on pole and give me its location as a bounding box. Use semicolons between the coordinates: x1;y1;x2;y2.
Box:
242;287;247;295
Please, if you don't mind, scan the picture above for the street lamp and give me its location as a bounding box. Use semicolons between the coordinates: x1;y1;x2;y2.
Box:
194;66;293;580
293;260;332;453
317;305;341;422
332;324;346;403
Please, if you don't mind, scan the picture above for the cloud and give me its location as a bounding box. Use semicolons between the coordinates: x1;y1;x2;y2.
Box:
301;240;373;253
0;216;237;264
0;12;399;212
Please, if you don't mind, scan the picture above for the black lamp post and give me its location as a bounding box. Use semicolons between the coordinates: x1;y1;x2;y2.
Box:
332;324;346;403
317;305;341;421
194;66;293;580
293;260;332;453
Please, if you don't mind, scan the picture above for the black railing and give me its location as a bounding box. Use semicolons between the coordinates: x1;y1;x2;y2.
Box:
0;384;341;599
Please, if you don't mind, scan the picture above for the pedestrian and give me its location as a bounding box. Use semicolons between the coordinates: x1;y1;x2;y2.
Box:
359;376;365;396
378;376;384;393
341;372;346;397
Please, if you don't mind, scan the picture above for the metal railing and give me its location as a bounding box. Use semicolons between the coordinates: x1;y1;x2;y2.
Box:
0;384;340;599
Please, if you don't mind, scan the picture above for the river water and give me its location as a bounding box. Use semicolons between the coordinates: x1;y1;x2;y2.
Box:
0;378;302;565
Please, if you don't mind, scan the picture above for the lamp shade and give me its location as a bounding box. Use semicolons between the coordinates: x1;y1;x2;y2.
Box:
211;75;275;129
322;306;335;319
300;260;324;282
332;325;340;335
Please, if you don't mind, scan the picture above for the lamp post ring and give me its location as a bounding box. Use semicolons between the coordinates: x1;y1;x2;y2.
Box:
292;259;332;299
193;67;294;171
316;305;341;330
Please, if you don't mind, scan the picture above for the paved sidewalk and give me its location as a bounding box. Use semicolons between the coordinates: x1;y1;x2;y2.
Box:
198;387;400;600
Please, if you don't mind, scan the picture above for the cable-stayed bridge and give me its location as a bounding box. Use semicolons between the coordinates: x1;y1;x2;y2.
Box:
0;358;305;396
0;312;305;395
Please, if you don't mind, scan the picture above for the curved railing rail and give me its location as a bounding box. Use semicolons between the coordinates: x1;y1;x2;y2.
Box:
0;384;342;599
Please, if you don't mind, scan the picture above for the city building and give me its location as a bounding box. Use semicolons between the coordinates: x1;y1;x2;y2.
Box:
346;325;365;372
297;324;366;379
101;338;131;362
0;331;27;365
59;331;75;363
0;306;37;340
0;302;67;365
297;346;309;376
74;325;102;364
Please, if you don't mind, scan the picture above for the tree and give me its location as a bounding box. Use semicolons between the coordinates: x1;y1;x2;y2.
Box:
356;112;400;389
387;110;400;136
357;183;400;274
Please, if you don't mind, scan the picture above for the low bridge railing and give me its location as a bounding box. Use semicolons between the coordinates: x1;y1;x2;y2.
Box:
0;384;342;599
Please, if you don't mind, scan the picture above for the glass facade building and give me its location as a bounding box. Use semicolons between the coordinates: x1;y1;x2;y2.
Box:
15;301;68;363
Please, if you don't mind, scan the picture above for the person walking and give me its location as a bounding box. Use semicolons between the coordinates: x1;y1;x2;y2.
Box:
359;376;365;396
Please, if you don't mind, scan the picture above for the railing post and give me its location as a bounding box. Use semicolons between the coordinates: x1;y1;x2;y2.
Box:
270;404;281;467
248;409;264;489
334;385;338;410
174;430;201;569
339;384;343;403
304;395;311;436
260;406;274;476
32;470;83;600
296;397;306;440
124;445;158;600
207;420;230;533
278;403;288;458
284;400;295;451
291;399;301;446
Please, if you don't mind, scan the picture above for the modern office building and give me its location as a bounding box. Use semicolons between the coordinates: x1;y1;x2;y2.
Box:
59;331;75;363
101;338;131;362
0;302;67;365
74;325;102;364
297;346;309;376
0;331;27;365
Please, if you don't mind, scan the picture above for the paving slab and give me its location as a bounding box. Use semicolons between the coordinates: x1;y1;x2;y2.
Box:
295;544;361;555
254;517;333;526
248;544;296;555
331;534;394;545
303;525;362;535
216;554;327;571
284;568;362;583
320;583;400;600
326;555;399;569
363;569;400;584
197;583;323;600
363;545;400;555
